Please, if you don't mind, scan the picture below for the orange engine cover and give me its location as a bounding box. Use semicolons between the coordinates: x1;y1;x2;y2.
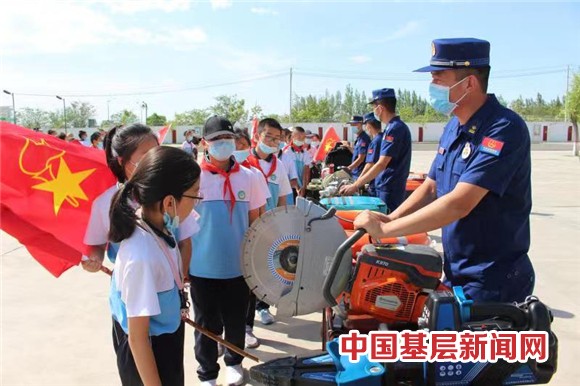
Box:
348;244;444;324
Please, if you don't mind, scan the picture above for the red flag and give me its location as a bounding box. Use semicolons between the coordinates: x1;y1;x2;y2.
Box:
0;122;116;277
250;117;259;147
156;124;171;144
314;126;340;162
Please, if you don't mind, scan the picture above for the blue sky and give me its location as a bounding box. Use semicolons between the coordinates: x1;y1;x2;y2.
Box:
2;0;579;122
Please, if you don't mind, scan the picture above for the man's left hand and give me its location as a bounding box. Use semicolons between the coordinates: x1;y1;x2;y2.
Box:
353;210;386;239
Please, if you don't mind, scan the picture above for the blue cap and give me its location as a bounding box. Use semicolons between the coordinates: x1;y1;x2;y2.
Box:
347;115;364;124
368;88;396;104
414;38;490;72
363;112;378;124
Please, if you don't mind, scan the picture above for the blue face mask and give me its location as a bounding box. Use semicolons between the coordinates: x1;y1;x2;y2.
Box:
163;197;180;240
351;126;359;134
208;139;235;161
259;141;278;155
233;149;250;162
429;77;469;116
279;141;287;150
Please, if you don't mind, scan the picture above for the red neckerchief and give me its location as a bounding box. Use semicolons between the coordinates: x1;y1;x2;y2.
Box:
201;159;240;221
247;150;277;181
241;159;251;169
290;144;304;153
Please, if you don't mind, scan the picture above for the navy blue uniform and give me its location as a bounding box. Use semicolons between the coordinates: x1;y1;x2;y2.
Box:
428;94;534;302
365;131;383;196
375;116;411;211
351;131;370;179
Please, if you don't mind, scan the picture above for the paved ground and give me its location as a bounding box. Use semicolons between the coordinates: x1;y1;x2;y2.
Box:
1;150;579;385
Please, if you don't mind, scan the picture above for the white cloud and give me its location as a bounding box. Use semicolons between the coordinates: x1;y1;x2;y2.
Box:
350;55;371;64
100;0;191;14
375;21;420;43
0;2;206;55
211;0;232;10
251;7;279;16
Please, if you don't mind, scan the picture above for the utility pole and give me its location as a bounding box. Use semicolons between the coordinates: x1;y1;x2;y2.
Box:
289;67;293;124
565;65;570;123
3;90;15;124
56;95;67;134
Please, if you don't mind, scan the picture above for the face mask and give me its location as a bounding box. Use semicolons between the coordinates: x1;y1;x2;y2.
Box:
305;138;312;145
232;149;250;162
293;139;304;147
373;106;381;122
279;141;287;150
97;142;103;149
186;135;193;142
311;141;320;147
429;77;469;116
350;126;359;134
208;139;235;161
259;141;278;155
163;197;180;239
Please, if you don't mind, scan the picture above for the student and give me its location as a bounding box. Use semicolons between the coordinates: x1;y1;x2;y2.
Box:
181;130;198;159
83;124;197;273
244;118;292;330
90;132;102;149
109;146;202;386
233;128;271;348
190;116;267;386
277;128;298;205
283;126;312;203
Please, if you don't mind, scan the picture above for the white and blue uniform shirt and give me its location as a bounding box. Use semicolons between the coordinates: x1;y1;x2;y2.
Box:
189;165;267;279
247;153;292;211
109;225;187;336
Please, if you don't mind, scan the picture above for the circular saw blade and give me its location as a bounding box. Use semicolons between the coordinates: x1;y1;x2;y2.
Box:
242;206;304;306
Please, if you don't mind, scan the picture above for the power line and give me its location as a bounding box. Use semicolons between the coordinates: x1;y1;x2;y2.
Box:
15;71;288;98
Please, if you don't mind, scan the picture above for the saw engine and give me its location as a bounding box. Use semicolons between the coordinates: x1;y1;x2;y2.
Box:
347;243;449;325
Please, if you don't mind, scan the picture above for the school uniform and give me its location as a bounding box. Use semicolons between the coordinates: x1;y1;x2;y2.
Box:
189;160;267;382
110;221;197;385
282;145;312;205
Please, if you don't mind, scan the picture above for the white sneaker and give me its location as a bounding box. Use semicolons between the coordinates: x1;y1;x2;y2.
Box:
226;364;244;385
217;342;225;357
200;380;217;386
257;309;275;325
245;326;260;348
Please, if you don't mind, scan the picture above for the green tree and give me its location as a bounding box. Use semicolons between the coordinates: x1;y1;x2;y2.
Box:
566;73;580;156
111;109;139;125
173;109;209;125
16;108;49;129
211;95;247;124
146;113;167;126
67;101;96;128
249;104;263;119
47;111;64;129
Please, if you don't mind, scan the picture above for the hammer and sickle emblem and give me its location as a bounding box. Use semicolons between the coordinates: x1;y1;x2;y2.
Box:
487;139;497;149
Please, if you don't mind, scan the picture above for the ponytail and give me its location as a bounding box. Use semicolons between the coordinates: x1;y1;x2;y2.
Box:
104;126;125;183
109;181;138;243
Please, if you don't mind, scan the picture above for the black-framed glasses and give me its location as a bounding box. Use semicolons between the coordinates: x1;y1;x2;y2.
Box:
262;134;281;144
182;194;204;205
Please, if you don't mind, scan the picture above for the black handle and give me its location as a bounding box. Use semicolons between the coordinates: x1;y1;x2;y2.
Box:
323;228;367;306
306;207;337;231
470;303;528;329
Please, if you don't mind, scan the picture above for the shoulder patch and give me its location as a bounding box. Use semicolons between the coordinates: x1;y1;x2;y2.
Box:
385;135;394;143
480;137;504;156
368;148;374;155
